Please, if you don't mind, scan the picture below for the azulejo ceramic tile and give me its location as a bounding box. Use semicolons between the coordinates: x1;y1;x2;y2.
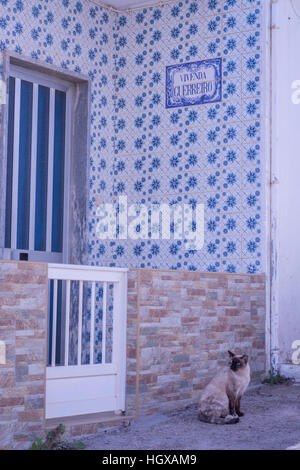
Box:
0;0;265;274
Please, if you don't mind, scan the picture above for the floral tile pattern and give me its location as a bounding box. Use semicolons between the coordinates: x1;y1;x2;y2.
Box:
0;0;264;275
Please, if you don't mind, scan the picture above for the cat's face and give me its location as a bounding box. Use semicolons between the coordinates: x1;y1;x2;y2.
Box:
228;351;248;371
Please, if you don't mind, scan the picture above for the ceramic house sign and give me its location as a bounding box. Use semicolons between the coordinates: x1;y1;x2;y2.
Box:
166;58;222;108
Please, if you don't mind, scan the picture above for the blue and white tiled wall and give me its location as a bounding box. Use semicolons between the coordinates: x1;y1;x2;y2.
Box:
0;0;265;274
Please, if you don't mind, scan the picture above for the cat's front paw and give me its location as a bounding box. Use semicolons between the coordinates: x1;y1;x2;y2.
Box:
236;411;244;417
225;414;239;424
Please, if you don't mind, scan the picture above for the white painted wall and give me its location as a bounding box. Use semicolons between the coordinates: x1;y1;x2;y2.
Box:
271;0;300;377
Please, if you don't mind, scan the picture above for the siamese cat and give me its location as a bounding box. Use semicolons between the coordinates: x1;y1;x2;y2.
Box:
198;351;250;424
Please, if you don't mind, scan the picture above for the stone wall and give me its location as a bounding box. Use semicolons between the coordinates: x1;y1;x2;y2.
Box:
0;261;47;450
127;268;266;417
0;261;266;448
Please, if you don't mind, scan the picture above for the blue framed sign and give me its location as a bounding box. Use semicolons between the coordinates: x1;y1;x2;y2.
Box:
166;58;222;108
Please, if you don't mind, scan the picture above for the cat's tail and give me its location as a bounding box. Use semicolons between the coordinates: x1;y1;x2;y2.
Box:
198;412;239;425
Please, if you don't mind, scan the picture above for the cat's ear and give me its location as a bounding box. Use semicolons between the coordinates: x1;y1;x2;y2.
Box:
228;350;235;358
242;355;249;364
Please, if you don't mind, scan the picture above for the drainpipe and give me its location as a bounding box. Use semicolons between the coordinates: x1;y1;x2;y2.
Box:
269;0;280;375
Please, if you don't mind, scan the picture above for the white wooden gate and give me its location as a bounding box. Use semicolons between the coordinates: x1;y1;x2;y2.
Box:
45;264;128;419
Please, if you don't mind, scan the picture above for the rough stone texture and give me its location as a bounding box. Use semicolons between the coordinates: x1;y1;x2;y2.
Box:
127;268;266;417
0;262;266;447
0;261;47;450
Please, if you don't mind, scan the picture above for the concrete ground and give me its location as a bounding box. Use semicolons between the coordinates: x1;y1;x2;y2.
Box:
82;384;300;450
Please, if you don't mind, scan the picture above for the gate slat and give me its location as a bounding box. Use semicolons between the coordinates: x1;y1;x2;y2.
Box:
102;282;107;364
51;279;58;367
77;280;83;366
64;279;70;366
90;281;96;365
